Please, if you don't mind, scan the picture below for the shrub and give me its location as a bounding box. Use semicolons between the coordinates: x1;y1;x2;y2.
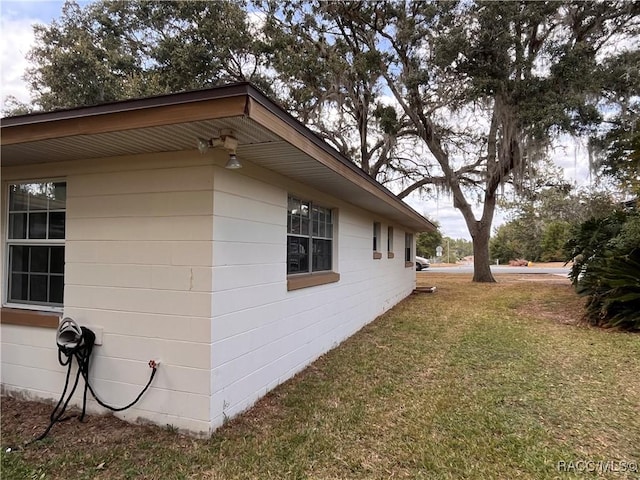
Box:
576;248;640;329
565;209;640;330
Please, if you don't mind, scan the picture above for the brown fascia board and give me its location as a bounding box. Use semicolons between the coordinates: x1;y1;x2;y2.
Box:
0;83;255;127
1;82;435;232
0;85;252;144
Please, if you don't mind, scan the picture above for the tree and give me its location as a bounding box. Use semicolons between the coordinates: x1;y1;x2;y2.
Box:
21;0;270;111
1;96;33;116
443;237;473;262
132;0;272;94
589;50;640;195
263;1;640;282
491;187;616;263
263;2;402;181
25;1;149;110
540;221;571;262
591;114;640;195
490;222;523;265
416;226;442;258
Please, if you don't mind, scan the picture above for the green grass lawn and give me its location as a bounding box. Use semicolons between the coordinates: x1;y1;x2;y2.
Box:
2;274;639;479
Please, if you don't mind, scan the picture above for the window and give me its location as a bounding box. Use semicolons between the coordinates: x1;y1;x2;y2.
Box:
405;233;413;264
387;226;394;258
6;182;66;307
373;222;381;251
287;195;333;275
373;222;382;259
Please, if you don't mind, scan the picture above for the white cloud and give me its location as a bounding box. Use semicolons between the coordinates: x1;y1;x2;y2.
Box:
0;16;37;110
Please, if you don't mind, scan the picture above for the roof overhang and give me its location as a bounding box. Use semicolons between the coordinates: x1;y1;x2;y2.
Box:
1;83;435;232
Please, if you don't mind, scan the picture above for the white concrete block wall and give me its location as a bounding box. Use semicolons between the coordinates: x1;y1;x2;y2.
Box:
1;153;217;435
1;325;70;397
209;166;417;428
65;159;215;432
2;150;419;436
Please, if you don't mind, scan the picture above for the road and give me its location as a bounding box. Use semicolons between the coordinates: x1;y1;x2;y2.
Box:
421;265;571;276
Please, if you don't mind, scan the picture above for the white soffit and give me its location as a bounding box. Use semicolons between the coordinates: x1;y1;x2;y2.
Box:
0;117;279;165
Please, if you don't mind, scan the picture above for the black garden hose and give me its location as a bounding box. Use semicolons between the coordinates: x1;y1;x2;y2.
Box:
30;327;157;443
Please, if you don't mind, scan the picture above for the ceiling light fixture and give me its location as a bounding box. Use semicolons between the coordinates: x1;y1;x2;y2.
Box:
225;153;242;170
197;129;242;169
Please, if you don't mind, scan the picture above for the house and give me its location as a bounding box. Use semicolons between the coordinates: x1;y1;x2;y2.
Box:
1;83;435;436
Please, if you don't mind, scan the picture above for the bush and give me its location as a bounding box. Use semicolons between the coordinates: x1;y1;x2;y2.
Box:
566;209;640;330
576;248;640;329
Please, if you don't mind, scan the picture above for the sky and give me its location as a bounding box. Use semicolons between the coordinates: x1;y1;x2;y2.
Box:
0;0;594;243
0;1;90;106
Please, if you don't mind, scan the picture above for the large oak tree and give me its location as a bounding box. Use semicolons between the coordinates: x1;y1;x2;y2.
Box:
9;0;639;281
263;0;639;281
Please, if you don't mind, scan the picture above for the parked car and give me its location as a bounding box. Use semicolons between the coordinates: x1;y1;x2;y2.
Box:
415;256;430;271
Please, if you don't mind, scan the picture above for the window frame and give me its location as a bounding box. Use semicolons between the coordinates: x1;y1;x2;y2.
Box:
387;226;395;259
3;180;66;313
286;194;339;291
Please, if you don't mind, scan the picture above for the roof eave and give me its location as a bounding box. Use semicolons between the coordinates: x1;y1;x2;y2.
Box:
1;83;435;232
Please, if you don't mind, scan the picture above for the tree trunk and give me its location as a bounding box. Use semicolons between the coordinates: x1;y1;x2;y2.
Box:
471;223;496;283
462;190;497;283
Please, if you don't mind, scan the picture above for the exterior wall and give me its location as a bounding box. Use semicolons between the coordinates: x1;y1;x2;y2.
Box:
1;152;216;434
210;164;416;428
1;150;419;436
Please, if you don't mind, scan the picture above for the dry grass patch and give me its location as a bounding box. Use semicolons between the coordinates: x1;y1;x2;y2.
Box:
3;273;639;479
